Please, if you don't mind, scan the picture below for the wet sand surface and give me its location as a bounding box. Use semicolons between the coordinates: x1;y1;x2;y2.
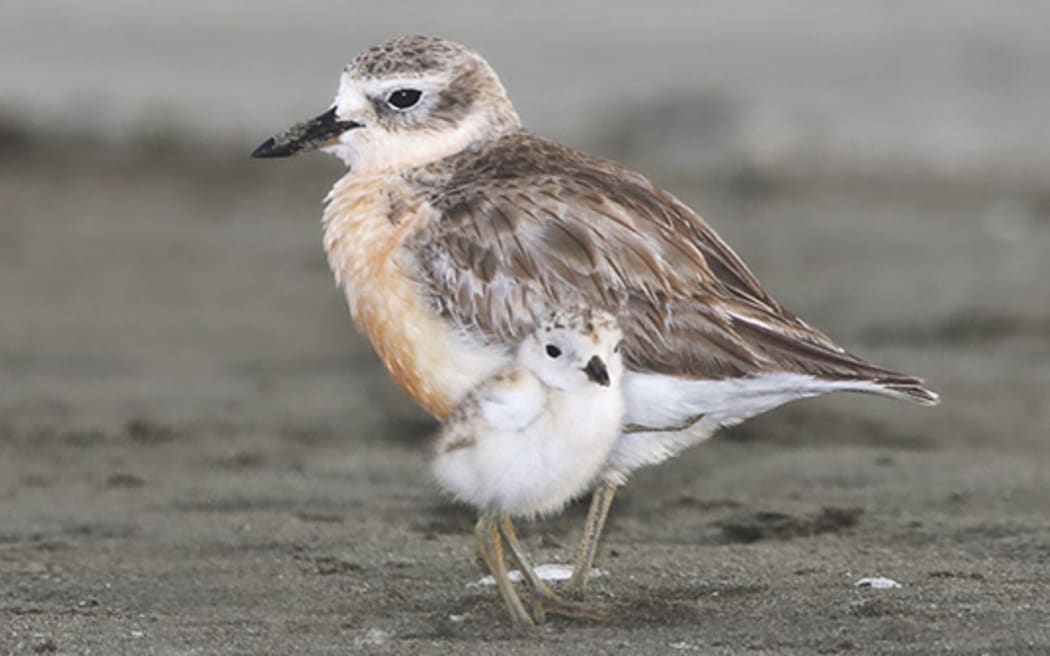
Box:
2;144;1048;655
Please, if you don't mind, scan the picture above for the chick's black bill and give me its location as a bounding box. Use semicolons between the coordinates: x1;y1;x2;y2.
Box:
583;356;610;387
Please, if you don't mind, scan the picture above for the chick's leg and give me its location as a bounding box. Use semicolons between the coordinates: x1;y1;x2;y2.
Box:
499;514;608;621
474;514;534;627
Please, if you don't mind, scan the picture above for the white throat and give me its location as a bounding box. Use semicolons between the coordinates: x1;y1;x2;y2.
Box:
321;110;499;174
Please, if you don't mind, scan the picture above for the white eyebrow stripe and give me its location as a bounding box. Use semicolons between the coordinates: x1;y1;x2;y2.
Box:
359;76;445;97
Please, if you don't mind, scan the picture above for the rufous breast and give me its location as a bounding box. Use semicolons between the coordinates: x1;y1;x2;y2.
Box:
321;173;507;418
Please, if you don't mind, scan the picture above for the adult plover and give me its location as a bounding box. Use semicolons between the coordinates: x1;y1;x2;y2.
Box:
252;34;938;612
433;306;624;625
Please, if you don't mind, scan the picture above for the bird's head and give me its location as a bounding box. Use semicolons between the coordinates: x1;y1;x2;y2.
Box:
251;35;521;174
519;307;625;393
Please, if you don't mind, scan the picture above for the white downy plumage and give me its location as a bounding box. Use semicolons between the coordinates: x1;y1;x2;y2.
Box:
432;308;625;519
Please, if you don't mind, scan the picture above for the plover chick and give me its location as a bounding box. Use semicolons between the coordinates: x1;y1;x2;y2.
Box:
432;307;624;626
252;35;938;609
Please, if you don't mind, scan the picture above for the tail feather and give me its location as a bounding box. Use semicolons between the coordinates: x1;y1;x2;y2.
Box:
727;315;939;406
868;377;940;406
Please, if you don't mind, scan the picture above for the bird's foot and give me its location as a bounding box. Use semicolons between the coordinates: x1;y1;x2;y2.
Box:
529;589;610;623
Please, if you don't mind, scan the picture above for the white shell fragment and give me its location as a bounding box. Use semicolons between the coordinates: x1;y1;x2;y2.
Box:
855;576;902;589
468;564;605;587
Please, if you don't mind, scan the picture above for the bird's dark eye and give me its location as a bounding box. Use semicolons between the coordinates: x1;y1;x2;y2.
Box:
387;88;422;110
613;340;623;354
545;344;562;358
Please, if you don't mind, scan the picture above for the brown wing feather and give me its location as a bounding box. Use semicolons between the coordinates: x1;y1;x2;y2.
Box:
409;132;933;397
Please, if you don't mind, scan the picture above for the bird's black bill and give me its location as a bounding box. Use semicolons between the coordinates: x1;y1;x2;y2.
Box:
250;107;362;158
583;356;610;387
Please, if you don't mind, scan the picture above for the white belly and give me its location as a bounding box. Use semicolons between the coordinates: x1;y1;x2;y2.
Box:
432;387;625;519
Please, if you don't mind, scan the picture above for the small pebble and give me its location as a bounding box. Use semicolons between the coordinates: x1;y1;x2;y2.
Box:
855;576;901;589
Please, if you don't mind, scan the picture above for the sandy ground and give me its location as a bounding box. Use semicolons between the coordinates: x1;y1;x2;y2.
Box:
1;136;1048;655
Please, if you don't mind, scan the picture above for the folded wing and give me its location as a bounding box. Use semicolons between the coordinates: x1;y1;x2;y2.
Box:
409;133;937;405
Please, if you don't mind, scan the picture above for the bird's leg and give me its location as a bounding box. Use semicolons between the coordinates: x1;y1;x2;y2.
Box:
496;515;548;624
568;480;618;597
563;414;701;595
473;514;534;627
498;515;609;622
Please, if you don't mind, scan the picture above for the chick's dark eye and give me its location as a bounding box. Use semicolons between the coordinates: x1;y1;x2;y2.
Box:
613;340;623;354
387;88;422;110
545;344;562;358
